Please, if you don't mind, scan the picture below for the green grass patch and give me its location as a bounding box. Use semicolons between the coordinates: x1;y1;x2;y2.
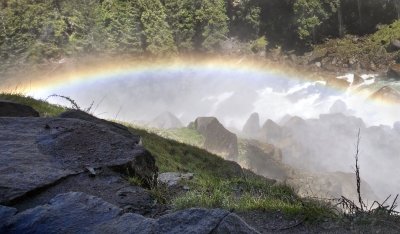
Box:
0;93;65;117
173;176;337;222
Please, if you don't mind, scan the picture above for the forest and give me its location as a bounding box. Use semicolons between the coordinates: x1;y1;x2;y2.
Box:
1;0;400;66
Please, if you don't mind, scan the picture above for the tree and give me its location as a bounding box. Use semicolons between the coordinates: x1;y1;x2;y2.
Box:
228;0;261;41
99;0;143;54
164;0;197;52
196;0;229;52
293;0;339;43
138;0;177;55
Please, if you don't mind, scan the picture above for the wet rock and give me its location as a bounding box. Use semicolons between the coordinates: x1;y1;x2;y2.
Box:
307;48;328;64
158;172;194;187
2;192;258;234
0;117;157;204
193;117;239;161
387;64;400;80
242;112;260;139
326;77;351;89
0;101;39;117
149;112;183;129
59;110;140;142
352;74;364;86
370;86;400;103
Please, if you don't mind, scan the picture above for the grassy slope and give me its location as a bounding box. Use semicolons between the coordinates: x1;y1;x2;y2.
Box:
0;93;335;222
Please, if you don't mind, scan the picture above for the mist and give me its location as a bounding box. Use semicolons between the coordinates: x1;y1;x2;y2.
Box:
5;61;400;203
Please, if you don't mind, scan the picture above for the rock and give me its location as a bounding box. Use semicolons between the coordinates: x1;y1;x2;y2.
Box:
242;112;260;139
2;192;258;234
352;74;364;86
240;139;287;181
326;77;351;89
158;172;194;187
13;169;156;216
387;64;400;80
149;112;183;129
0;117;157;204
389;39;400;51
307;48;328;64
0;101;39;117
2;192;122;234
260;119;283;143
193;117;239;161
329;100;348;114
369;86;400;103
0;206;17;229
59;110;140;142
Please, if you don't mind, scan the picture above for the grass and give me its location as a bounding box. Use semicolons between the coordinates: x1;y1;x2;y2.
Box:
0;92;65;116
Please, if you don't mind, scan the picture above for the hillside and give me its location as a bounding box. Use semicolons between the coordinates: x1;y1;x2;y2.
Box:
2;93;399;233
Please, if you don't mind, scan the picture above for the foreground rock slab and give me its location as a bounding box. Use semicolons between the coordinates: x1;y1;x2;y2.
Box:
0;101;39;117
1;192;259;234
0;117;157;204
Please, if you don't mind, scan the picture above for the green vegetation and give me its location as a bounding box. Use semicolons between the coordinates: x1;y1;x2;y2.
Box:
2;0;400;72
0;93;65;116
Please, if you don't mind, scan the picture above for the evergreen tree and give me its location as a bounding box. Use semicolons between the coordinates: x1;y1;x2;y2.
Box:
138;0;177;55
196;0;229;52
164;0;197;52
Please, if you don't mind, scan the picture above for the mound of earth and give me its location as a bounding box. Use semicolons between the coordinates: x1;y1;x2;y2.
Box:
1;192;258;234
191;117;239;161
0;101;39;117
149;112;183;129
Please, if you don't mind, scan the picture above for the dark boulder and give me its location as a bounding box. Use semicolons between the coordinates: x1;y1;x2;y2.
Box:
0;101;39;117
0;117;157;204
242;113;260;139
1;192;258;234
193;117;239;161
59;110;140;142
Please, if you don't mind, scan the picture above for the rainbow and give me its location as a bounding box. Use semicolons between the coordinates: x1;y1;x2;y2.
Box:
0;56;397;106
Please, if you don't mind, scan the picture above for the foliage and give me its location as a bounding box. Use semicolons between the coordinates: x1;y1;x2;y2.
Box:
370;20;400;46
251;36;268;53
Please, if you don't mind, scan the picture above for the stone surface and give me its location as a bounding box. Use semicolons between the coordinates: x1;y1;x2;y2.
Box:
242;112;260;139
0;117;157;204
59;110;140;142
1;192;258;234
0;101;39;117
149;111;183;129
193;117;239;161
0;206;17;229
158;172;194;187
12;169;157;216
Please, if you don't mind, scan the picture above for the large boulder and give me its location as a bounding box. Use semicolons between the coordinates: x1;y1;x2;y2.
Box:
193;117;239;160
59;110;140;142
1;192;259;234
387;64;400;80
0;101;39;117
242;112;260;139
260;119;284;143
0;117;157;204
149;112;183;129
